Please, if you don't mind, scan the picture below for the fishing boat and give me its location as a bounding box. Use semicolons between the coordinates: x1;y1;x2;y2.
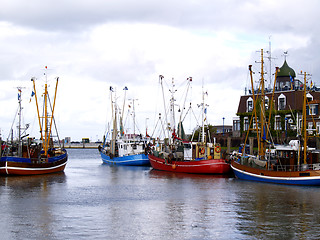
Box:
0;71;68;175
231;49;320;185
148;76;231;174
98;86;150;166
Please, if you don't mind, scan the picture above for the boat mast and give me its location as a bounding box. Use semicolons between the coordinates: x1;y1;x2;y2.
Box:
46;77;59;153
266;67;279;140
132;99;136;136
201;84;205;143
121;87;128;137
302;71;307;165
169;78;176;144
268;36;272;88
247;65;259;154
44;79;49;155
17;88;22;157
110;87;117;156
159;75;169;140
259;49;266;159
31;78;44;142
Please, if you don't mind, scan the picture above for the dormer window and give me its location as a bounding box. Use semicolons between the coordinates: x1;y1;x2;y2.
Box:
307;93;313;102
247;97;253;112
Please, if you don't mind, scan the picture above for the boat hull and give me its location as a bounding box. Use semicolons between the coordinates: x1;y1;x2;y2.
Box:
148;154;231;174
231;160;320;186
100;151;150;166
0;152;68;175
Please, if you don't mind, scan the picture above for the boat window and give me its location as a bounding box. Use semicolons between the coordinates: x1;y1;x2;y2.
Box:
184;143;191;149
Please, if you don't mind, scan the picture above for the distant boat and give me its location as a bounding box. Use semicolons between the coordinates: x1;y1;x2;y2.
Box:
231;50;320;185
99;86;150;166
0;72;68;175
148;76;231;174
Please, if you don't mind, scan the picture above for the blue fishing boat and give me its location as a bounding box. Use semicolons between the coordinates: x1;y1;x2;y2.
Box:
98;86;150;166
231;50;320;186
99;138;149;166
1;71;68;175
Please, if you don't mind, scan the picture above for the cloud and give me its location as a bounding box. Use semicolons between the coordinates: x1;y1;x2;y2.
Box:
0;0;319;140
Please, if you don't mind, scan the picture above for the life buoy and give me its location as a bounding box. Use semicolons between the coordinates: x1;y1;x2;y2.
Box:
215;146;221;153
30;148;35;155
199;147;205;155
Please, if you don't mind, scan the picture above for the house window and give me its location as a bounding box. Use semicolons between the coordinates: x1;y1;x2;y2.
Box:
308;122;314;135
309;104;318;115
316;122;320;134
253;118;259;130
285;115;292;130
278;94;286;110
233;119;240;131
244;117;249;131
265;96;269;110
247;97;253;112
275;115;282;130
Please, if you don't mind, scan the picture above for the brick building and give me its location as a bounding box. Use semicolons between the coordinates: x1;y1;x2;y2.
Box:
233;59;320;141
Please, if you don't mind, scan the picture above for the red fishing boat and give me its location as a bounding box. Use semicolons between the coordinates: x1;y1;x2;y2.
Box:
149;142;230;174
148;76;230;174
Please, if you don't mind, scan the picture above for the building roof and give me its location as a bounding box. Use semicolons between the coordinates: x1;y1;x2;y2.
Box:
277;60;296;78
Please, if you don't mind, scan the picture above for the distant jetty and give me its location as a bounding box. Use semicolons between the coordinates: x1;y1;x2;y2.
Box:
55;142;101;149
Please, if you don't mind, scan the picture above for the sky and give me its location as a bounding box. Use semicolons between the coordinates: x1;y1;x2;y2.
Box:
0;0;319;142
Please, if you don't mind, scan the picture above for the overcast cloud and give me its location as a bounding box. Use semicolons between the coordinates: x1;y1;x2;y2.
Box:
0;0;319;141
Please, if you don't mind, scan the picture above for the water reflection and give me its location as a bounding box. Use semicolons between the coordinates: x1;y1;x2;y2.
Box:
1;149;320;239
233;181;320;239
0;173;66;239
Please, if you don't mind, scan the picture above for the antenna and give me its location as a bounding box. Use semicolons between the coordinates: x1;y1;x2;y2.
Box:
265;36;276;89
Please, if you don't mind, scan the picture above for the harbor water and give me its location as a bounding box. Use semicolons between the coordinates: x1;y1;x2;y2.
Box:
1;149;320;239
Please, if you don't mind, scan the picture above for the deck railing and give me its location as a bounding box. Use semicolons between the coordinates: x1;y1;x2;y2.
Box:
273;163;320;172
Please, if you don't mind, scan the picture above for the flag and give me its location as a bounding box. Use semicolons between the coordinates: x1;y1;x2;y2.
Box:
123;86;128;90
311;81;313;88
45;66;47;69
289;74;294;90
109;86;114;92
29;91;35;102
18;93;21;100
204;108;207;114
